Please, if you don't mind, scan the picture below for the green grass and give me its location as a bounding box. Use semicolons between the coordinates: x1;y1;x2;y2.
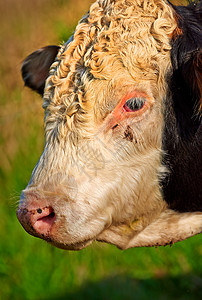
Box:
0;0;201;299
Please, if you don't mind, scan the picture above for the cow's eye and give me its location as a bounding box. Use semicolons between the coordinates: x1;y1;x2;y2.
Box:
123;97;146;112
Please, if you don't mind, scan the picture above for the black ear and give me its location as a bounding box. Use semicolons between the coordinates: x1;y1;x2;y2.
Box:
21;45;60;96
171;1;202;108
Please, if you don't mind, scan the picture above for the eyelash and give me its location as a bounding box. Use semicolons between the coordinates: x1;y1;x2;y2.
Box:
123;97;146;112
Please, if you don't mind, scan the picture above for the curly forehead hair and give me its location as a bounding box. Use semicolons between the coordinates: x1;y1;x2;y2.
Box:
43;0;177;139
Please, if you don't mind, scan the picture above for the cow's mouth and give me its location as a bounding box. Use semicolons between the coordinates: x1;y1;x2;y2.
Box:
17;204;96;250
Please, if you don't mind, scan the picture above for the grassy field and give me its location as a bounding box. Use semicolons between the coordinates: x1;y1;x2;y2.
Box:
0;0;201;299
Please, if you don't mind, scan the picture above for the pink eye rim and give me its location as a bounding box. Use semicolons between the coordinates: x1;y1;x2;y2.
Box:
123;97;146;112
100;90;154;133
120;90;153;119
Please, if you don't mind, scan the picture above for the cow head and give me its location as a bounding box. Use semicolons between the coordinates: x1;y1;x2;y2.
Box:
17;0;202;250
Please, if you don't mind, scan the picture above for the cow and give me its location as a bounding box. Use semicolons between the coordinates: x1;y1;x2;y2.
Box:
17;0;202;250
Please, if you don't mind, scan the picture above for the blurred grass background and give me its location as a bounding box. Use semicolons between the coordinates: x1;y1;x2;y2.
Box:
0;0;201;299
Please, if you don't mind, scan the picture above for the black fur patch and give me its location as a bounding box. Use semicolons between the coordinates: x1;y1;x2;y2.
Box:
171;0;202;108
162;1;202;212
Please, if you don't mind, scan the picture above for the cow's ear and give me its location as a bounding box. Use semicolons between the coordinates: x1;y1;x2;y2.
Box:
21;45;60;96
171;1;202;109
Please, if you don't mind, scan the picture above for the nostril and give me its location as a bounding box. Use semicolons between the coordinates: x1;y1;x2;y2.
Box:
33;207;56;236
37;211;55;223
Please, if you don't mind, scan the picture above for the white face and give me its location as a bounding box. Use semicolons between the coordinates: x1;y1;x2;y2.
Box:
17;0;183;250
